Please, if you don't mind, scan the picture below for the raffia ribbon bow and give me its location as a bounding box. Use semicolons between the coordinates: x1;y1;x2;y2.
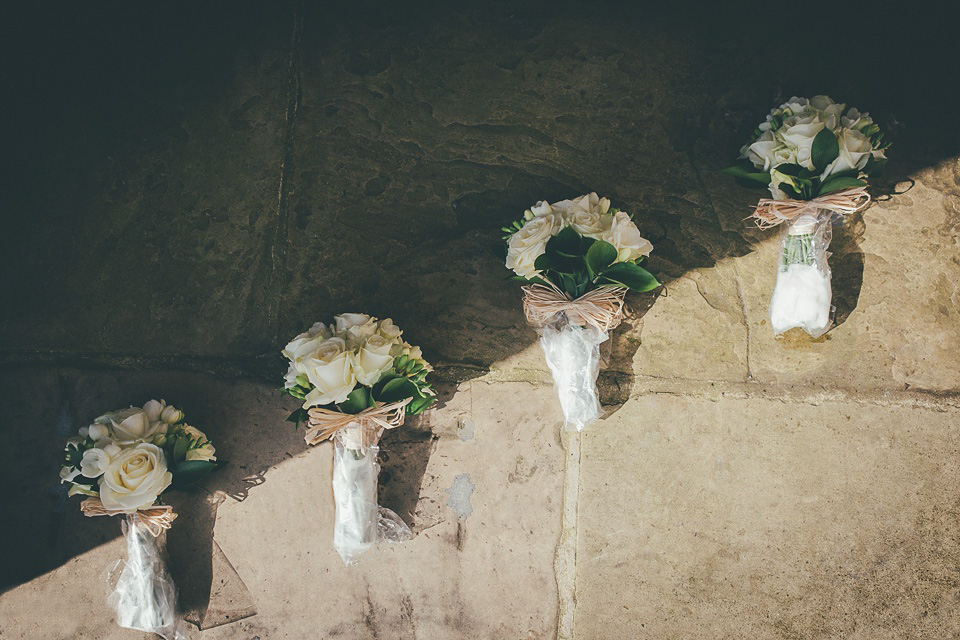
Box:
305;397;411;448
80;497;177;537
521;282;627;332
751;186;871;229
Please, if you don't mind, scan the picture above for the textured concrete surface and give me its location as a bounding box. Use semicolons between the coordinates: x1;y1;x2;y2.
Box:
1;1;959;639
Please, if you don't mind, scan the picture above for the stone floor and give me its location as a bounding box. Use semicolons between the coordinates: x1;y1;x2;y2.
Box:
1;2;958;639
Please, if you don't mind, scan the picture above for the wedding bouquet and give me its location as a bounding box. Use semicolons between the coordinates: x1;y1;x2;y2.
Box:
59;400;219;639
724;95;889;337
503;193;659;430
281;313;435;564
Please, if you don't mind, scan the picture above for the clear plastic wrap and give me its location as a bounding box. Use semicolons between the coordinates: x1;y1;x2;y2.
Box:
770;211;834;337
107;514;186;639
332;424;413;565
538;313;608;431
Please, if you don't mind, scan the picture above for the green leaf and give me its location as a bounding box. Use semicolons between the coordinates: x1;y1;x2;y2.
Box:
823;168;859;182
773;163;804;177
586;240;618;279
286;407;308;429
407;395;437;415
598;262;660;292
535;252;581;275
172;434;191;463
721;165;772;185
337;386;373;414
376;377;418;403
509;275;549;286
552;226;583;257
817;176;867;197
171;460;218;491
811;128;840;171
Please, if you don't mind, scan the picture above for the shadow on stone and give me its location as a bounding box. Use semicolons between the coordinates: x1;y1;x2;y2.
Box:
830;215;866;329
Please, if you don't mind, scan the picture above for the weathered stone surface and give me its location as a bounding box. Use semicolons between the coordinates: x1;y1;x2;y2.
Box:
576;394;960;639
0;4;292;358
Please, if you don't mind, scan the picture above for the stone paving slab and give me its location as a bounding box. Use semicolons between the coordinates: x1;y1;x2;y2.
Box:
0;368;564;639
576;393;960;640
733;162;960;393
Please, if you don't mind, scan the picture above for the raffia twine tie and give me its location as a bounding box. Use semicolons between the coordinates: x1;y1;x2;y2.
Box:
751;186;871;229
80;497;177;538
522;281;627;332
305;397;410;448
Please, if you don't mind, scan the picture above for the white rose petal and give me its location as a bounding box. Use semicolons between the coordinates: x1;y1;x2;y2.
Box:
302;350;357;407
777;118;827;170
109;408;165;444
821;128;874;180
601;212;653;263
160;405;183;424
80;448;112;478
68;483;99;498
566;209;605;238
88;423;112;442
60;466;81;483
355;335;396;386
99;443;172;512
185;443;217;463
143;399;165;421
377;318;403;341
505;213;563;279
530;200;553;217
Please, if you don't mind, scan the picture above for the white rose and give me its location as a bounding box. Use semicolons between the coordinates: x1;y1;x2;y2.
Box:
821;128;874;179
742;130;780;171
301;338;357;407
551;192;603;217
334;313;376;337
78;426;89;438
777;115;826;170
186;443;217;462
601;212;653;263
99;443;172;512
841;107;874;132
566;210;605;238
779;96;810;115
355;335;396;386
282;321;334;363
80;447;113;478
505;213;563;278
377;318;403;341
530;200;553;217
109;408;166;445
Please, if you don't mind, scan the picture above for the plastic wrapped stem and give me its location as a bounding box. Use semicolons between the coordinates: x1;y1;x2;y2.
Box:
108;514;185;639
770;211;834;337
332;424;412;565
538;312;608;431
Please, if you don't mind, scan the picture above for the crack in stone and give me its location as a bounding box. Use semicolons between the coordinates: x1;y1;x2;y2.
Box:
267;0;304;345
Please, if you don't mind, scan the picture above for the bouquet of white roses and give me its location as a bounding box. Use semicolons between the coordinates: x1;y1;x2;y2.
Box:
724;95;889;337
281;313;434;564
503;193;659;430
59;400;219;639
